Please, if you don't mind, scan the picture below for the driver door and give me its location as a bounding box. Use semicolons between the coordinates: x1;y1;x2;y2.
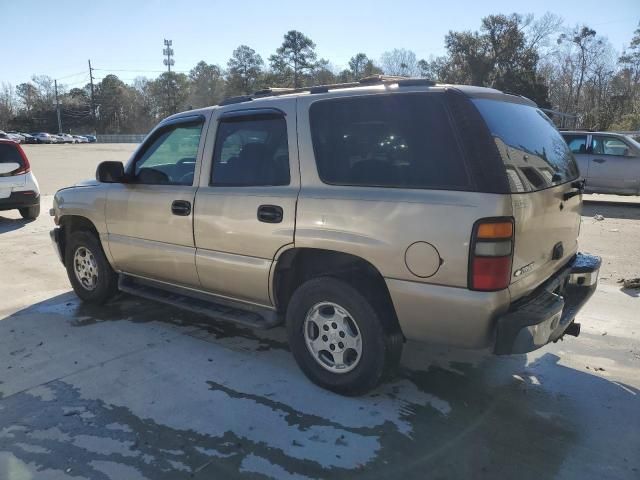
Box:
587;135;640;194
105;114;208;287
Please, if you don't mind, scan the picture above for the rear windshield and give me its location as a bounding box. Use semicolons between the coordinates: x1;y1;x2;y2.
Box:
473;99;579;193
0;143;23;165
309;94;471;190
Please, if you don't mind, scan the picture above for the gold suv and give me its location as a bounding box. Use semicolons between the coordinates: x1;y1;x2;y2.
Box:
50;76;600;395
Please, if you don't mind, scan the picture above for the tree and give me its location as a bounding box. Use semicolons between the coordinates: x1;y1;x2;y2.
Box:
16;83;39;112
439;14;550;106
380;49;419;76
227;45;264;95
309;58;336;85
188;61;224;108
148;72;190;119
0;83;15;129
269;30;317;88
348;53;369;79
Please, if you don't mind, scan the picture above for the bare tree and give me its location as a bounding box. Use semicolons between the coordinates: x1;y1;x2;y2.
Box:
380;49;419;77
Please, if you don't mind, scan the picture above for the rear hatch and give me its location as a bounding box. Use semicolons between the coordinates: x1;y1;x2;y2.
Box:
0;142;27;198
472;97;582;300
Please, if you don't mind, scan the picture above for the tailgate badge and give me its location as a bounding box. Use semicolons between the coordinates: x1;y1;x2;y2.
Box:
552;242;564;260
514;262;535;277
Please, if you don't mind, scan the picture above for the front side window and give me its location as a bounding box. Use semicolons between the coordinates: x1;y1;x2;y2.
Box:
211;116;290;186
473;99;579;193
563;134;589;154
133;120;204;185
309;94;471;190
591;136;632;157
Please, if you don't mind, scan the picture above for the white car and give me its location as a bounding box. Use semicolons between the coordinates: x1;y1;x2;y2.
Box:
0;139;40;219
73;135;88;143
32;132;54;144
6;132;25;144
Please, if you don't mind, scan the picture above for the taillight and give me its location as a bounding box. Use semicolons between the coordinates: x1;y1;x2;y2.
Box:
13;144;31;174
469;218;514;291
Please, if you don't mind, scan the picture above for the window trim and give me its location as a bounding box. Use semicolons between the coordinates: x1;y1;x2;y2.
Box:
209;111;290;187
307;92;474;192
126;114;206;183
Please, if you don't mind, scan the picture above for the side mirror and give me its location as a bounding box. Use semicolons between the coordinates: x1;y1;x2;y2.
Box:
96;161;125;183
0;162;21;175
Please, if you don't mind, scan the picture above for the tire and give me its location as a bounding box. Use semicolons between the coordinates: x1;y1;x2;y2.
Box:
65;230;118;304
19;204;40;220
286;277;403;396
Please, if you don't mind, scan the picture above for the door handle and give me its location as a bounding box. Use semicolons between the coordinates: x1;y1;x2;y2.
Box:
257;205;283;223
593;158;606;164
171;200;191;216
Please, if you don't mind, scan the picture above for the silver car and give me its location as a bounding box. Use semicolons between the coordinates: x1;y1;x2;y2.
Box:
561;131;640;195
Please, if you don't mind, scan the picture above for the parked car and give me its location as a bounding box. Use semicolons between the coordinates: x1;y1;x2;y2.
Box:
0;130;14;141
50;77;600;395
73;135;88;143
0;139;40;219
31;132;54;144
57;133;75;144
6;132;25;144
561;130;640;195
51;134;65;144
82;134;97;143
19;133;37;144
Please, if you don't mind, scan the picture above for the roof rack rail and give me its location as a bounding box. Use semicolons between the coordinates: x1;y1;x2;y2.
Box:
217;75;438;106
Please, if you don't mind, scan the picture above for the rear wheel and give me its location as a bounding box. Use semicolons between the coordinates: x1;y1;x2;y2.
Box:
286;277;403;395
19;204;40;220
65;230;118;304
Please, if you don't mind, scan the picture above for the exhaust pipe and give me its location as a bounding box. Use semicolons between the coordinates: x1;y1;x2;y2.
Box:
565;322;581;337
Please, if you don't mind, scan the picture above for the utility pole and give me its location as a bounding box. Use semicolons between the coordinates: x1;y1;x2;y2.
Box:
88;59;97;134
163;39;175;113
54;79;62;134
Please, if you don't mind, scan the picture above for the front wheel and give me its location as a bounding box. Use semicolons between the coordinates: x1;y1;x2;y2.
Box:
65;230;118;304
286;277;403;396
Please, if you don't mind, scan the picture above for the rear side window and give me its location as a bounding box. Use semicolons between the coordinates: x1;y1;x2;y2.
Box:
309;94;471;190
473;99;579;193
563;134;589;154
211;116;290;186
0;144;23;165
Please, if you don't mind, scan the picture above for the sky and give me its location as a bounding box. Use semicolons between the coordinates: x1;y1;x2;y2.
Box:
2;0;639;88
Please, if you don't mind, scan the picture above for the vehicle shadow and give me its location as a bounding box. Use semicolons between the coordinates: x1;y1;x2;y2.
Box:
0;215;31;234
581;202;640;220
1;293;638;479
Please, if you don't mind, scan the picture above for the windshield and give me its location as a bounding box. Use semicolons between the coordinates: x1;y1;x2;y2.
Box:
473;98;579;193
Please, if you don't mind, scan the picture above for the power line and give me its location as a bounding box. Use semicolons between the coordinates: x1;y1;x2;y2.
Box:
93;68;189;74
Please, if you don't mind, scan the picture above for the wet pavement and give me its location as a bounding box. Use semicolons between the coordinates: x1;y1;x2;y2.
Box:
1;196;639;479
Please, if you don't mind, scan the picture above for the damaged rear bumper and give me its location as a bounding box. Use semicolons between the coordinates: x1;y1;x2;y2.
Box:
495;253;601;355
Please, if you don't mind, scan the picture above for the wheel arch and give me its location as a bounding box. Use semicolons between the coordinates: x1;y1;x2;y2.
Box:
58;215;106;264
272;247;403;336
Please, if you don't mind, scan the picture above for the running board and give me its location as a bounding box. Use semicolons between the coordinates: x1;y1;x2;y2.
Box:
118;274;281;329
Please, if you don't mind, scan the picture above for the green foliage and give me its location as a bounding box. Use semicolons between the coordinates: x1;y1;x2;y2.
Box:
269;30;317;87
440;13;550;106
227;45;264;95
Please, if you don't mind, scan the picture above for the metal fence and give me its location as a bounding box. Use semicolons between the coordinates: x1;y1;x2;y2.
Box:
96;134;146;143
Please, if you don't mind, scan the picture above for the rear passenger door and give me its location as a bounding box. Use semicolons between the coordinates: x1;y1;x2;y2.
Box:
587;135;640;194
193;104;299;307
